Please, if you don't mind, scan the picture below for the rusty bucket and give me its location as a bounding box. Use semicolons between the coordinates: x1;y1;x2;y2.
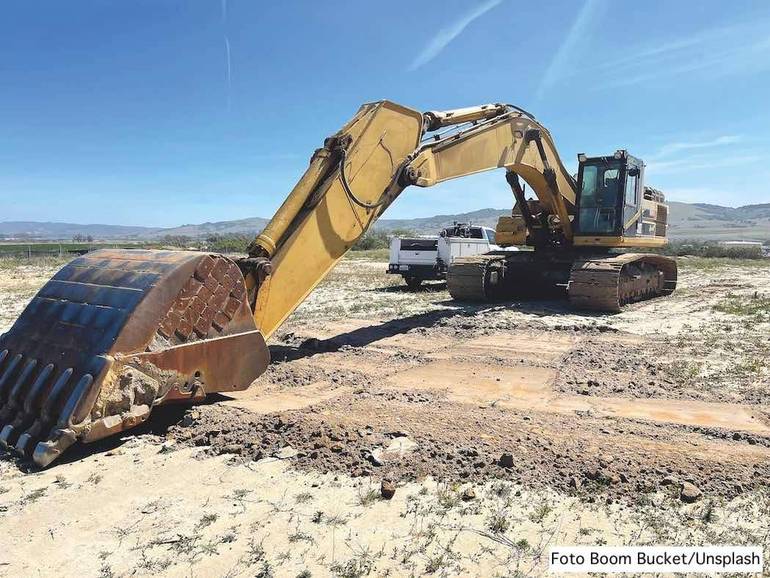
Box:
0;249;269;467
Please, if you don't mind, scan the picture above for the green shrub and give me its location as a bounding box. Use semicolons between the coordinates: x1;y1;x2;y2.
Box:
661;240;764;259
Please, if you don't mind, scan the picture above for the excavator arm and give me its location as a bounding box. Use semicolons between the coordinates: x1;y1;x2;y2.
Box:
244;101;578;338
0;99;588;466
243;101;424;338
403;109;576;238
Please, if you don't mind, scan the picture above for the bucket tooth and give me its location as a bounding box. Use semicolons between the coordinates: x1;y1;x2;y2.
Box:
0;363;54;449
7;359;38;402
0;353;23;399
2;249;270;467
33;373;95;467
14;368;74;457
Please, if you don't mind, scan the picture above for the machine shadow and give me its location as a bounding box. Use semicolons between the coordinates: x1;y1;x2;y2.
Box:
0;395;230;472
372;281;448;293
271;297;609;363
0;297;609;471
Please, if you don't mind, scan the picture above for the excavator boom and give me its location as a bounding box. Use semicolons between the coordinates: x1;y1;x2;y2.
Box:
0;99;675;466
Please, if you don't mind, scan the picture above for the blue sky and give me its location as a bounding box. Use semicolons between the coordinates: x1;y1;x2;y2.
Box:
1;0;769;227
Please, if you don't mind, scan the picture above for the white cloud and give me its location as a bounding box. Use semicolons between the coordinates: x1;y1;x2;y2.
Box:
408;0;505;71
534;0;607;101
640;133;768;178
646;153;763;176
586;20;770;90
662;187;730;204
650;135;742;160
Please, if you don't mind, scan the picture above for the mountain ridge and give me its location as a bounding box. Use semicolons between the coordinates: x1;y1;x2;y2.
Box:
1;201;768;241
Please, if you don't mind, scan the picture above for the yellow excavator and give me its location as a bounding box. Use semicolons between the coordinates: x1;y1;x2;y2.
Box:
0;101;676;466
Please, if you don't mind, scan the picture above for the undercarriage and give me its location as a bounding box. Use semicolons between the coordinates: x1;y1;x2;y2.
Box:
447;250;678;312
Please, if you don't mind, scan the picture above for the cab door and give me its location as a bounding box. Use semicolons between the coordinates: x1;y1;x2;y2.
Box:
576;162;623;235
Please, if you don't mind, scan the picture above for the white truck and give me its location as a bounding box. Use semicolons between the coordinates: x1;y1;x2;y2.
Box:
387;223;509;289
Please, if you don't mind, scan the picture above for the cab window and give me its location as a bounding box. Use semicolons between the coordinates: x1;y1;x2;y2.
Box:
578;163;622;234
625;171;637;206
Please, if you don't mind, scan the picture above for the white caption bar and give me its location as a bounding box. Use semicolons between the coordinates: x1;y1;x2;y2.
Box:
549;546;763;573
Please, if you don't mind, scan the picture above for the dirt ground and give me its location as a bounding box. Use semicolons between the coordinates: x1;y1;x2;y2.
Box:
1;253;769;577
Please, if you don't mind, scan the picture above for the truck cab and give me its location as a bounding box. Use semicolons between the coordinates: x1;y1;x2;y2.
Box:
388;223;503;289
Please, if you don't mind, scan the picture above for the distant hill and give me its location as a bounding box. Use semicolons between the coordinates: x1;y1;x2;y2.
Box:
375;208;507;232
376;202;770;241
666;202;770;241
156;217;270;238
0;221;159;240
1;202;768;242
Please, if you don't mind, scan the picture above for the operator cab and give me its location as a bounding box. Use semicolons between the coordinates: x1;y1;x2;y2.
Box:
575;149;643;237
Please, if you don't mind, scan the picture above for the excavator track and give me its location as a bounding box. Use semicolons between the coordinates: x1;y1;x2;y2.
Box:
568;253;677;312
445;254;503;300
448;251;677;311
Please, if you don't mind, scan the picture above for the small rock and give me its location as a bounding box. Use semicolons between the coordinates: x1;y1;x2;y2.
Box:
661;475;678;486
569;476;582;489
384;436;419;455
158;441;176;454
275;445;299;459
367;451;385;466
330;442;344;453
381;480;396;499
499;453;514;468
680;482;702;503
598;455;615;467
461;487;476;501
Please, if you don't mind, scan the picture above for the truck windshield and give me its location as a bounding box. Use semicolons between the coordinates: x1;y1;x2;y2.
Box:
579;163;621;234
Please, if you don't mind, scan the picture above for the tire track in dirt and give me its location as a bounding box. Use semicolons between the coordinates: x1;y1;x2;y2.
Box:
172;318;770;500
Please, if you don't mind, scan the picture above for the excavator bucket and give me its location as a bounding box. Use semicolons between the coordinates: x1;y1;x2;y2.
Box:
0;249;269;467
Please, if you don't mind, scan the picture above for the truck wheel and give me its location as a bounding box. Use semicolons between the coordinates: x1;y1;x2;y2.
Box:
405;277;422;290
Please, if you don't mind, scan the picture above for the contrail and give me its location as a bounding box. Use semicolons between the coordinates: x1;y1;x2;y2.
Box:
224;35;232;109
221;0;231;110
535;0;606;101
409;0;505;71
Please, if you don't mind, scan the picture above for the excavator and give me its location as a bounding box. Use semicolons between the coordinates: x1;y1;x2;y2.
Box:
0;101;677;467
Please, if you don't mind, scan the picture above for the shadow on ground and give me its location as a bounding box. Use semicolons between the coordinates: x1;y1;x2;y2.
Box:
272;297;611;363
0;395;230;473
370;281;447;293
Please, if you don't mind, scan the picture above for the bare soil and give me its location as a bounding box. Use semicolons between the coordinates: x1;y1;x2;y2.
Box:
1;253;769;577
